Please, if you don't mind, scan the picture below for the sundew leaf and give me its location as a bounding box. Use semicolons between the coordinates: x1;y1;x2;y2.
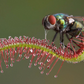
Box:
0;35;84;78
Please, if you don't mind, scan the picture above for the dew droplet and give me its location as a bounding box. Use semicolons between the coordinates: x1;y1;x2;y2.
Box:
19;54;22;58
38;66;42;70
34;63;37;66
25;56;29;59
46;73;49;75
47;59;51;62
47;66;50;69
54;75;58;78
38;62;40;65
6;64;9;68
4;59;7;62
40;71;44;74
16;59;21;62
11;58;14;61
1;70;3;73
28;65;31;68
10;63;13;67
29;63;32;66
33;54;36;57
40;62;43;65
30;49;33;52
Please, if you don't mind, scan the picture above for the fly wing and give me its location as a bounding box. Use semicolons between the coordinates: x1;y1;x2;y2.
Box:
72;16;84;22
68;15;84;22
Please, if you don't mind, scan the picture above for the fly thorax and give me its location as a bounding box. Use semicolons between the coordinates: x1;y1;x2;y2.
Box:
59;19;67;29
60;19;65;25
68;18;75;24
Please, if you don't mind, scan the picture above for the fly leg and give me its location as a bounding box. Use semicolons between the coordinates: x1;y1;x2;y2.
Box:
66;33;75;52
66;33;70;41
66;28;82;39
52;32;58;46
66;28;82;46
60;31;65;48
65;28;82;52
80;33;83;43
66;33;81;51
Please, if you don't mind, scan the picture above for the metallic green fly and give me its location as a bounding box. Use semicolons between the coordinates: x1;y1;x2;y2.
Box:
42;13;84;47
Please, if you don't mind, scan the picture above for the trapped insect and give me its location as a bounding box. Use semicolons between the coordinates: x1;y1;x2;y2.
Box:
42;13;84;47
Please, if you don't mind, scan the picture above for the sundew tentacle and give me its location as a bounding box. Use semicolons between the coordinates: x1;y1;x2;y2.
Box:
0;35;84;77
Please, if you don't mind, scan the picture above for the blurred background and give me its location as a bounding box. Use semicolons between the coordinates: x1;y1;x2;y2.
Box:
0;0;84;84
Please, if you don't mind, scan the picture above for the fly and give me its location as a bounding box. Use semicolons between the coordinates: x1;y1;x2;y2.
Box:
42;13;84;47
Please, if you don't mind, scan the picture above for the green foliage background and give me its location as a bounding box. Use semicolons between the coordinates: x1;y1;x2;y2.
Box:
0;0;84;84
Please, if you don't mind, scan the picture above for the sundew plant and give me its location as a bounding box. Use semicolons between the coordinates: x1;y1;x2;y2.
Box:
0;33;84;78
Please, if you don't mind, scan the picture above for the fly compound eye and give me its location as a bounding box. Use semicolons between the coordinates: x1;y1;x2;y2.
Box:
48;15;56;25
